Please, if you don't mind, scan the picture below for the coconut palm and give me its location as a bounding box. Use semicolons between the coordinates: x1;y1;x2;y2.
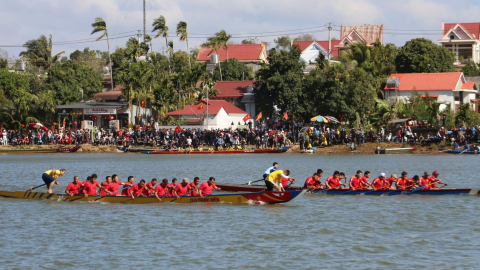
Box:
206;35;223;81
19;34;65;70
91;17;114;91
152;15;171;73
176;21;191;69
217;30;232;60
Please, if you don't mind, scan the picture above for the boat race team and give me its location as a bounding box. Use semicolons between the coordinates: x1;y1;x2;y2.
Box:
37;162;448;198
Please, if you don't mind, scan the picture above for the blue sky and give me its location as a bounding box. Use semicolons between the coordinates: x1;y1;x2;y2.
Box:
1;0;479;60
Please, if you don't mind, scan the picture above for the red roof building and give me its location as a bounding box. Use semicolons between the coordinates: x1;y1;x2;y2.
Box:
439;22;480;64
384;72;478;112
293;40;341;62
166;100;250;129
196;44;268;63
212;80;256;99
335;24;383;53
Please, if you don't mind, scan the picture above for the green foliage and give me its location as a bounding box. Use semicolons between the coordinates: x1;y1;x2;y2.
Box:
255;46;306;118
19;34;65;71
213;59;253;81
455;103;480;126
395;38;455;73
46;60;103;104
69;47;108;73
274;36;292;51
461;61;480;76
241;38;259;44
168;116;186;125
293;34;315;41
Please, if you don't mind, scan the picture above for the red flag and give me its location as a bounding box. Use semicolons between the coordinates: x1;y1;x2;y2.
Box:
243;113;251;122
0;124;3;132
283;111;288;120
174;125;182;133
255;112;262;121
197;104;204;110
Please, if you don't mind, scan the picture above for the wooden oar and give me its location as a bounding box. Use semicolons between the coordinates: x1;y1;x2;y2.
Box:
171;190;192;202
246;179;264;185
28;183;46;192
411;186;426;193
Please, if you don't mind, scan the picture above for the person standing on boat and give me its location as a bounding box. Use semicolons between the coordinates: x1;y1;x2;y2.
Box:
266;170;295;192
40;169;66;194
199;177;221;197
263;162;279;180
65;176;82;197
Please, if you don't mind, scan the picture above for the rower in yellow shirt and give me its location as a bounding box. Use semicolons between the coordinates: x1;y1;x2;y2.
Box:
265;170;296;192
36;169;66;193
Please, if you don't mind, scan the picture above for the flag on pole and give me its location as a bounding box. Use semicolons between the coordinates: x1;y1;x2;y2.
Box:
243;113;251;122
0;123;3;132
255;112;262;121
174;125;183;133
283;111;288;120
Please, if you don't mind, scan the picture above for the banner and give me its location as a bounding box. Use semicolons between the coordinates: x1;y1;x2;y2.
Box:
243;113;251;122
255;112;262;121
83;108;117;115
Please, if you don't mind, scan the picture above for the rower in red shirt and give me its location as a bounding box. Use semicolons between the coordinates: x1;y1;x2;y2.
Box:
325;171;346;190
371;173;387;191
99;176;112;196
107;174;124;196
128;179;146;199
166;178;178;197
304;172;322;191
77;176;91;195
384;174;397;190
395;171;411;190
199;177;221;197
154;179;169;202
65;176;82;197
121;176;135;196
143;178;157;196
349;170;363;190
419;172;431;190
174;178;191;198
360;171;372;190
84;174;109;196
429;171;448;189
189;177;201;196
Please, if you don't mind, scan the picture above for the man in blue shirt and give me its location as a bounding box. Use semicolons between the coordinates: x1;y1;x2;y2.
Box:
263;162;279;179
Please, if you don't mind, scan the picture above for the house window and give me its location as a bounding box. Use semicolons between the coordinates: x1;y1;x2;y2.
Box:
454;96;460;101
450;35;455;40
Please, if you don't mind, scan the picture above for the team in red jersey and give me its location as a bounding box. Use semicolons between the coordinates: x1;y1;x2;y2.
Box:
349;170;363;190
143;179;157;196
199;177;221;197
304;169;324;191
325;171;347;190
99;176;112;196
65;176;82;196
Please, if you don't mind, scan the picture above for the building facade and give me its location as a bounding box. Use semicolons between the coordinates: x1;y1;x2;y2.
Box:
439;22;480;64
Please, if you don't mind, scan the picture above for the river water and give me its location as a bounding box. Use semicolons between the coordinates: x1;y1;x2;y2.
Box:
0;153;479;269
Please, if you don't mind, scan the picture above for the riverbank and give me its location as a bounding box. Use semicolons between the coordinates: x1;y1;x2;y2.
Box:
0;142;449;154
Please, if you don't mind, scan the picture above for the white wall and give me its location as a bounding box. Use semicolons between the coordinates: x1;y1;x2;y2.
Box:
386;90;455;111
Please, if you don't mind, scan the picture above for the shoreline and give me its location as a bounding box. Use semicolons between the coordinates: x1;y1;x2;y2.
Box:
0;142;449;154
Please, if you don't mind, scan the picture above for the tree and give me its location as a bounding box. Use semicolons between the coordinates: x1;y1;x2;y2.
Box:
69;47;108;73
455;103;480;126
461;61;480;76
255;46;306;118
293;34;315;41
206;33;223;81
91;17;114;91
152;15;171;74
241;37;259;44
395;38;455;73
212;59;253;81
176;21;191;69
19;34;65;71
274;36;292;51
217;30;232;60
46;60;103;104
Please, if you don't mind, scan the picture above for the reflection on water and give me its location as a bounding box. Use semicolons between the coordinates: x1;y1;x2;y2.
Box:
1;153;480;269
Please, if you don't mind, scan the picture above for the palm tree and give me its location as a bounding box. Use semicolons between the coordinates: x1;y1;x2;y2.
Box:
91;17;114;91
152;15;171;73
19;34;65;71
167;41;174;71
206;35;222;81
176;21;191;69
217;30;232;60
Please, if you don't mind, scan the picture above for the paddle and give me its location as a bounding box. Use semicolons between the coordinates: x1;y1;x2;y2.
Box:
28;183;46;192
246;179;264;185
459;149;467;155
411;186;426;193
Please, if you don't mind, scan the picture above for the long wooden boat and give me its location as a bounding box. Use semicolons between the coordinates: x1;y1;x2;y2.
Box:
216;183;480;196
375;147;414;154
57;145;81;153
0;148;58;154
438;148;478;155
142;146;292;155
116;147;168;153
0;189;305;204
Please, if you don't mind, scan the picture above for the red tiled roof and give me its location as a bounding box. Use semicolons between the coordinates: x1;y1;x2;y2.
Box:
197;44;264;61
385;72;462;91
341;25;383;45
292;40;341;58
292;41;314;52
316;40;341;58
212;80;256;98
420;94;439;98
94;90;122;101
166;100;247;116
462;82;476;89
471;99;477;102
444;23;480;39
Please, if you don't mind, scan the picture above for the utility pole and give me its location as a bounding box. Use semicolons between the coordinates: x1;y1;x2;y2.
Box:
143;0;146;42
328;22;332;60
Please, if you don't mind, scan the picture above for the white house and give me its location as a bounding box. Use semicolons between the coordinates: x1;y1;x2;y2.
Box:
166;100;252;130
293;40;341;63
438;22;480;63
384;72;478;112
